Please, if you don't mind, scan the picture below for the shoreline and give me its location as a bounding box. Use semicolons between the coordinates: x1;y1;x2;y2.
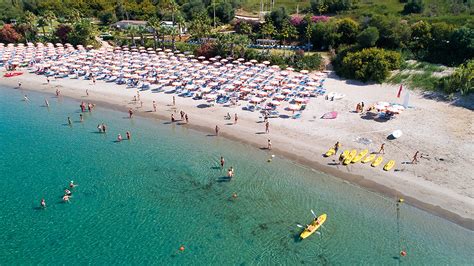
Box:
2;72;473;231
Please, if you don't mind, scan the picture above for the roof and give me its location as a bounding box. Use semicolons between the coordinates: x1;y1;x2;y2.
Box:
112;20;148;27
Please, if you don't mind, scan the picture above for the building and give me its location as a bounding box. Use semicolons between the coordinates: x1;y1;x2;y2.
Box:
160;21;187;34
111;20;148;30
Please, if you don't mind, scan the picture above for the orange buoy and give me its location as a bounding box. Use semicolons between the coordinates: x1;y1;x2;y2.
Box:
179;245;185;251
400;250;407;257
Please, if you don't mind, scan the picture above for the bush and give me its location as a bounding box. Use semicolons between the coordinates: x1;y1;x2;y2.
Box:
357;27;379;48
295;53;323;70
403;0;424;14
0;24;21;43
437;60;473;95
196;42;217;58
335;47;401;82
310;0;356;14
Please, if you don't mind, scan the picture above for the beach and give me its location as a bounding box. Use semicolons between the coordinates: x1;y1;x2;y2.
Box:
1;70;473;230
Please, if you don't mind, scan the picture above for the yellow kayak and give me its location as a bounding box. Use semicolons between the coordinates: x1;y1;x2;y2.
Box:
383;160;396;171
300;214;327;239
371;156;384;167
324;148;336;157
343;149;357;165
362;154;376;163
352;149;369;163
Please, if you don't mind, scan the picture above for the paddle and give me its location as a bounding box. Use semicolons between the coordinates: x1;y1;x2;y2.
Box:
296;224;305;228
311;209;317;219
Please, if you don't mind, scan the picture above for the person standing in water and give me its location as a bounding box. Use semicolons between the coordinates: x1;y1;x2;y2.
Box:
215;125;219;136
18;81;22;88
79;114;83;122
23;95;29;102
102;123;107;133
126;131;131;140
67;117;72;126
220;156;225;168
129;108;134;118
44;98;49;107
171;114;175;122
40;198;46;208
117;134;122;142
185;114;189;123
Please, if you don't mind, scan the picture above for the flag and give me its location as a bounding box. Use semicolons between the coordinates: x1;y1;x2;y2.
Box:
397;84;403;98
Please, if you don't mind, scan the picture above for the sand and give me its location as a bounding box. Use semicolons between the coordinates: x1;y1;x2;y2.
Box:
2;70;473;230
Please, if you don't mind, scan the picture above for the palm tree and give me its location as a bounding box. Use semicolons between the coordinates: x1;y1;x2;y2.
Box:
147;17;161;49
175;14;186;42
160;0;179;50
128;25;139;46
37;17;48;40
23;11;37;42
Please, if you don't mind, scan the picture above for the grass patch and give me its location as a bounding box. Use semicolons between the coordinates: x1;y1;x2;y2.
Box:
409;72;440;90
241;0;310;15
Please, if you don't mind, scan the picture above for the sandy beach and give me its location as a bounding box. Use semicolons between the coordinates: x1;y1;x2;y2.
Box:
2;70;473;230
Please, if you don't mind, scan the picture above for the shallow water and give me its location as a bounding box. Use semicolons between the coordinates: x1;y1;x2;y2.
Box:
0;87;472;264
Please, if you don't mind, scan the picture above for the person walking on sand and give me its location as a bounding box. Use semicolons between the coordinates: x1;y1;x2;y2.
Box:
86;89;89;96
172;96;176;106
79;114;83;122
18;81;22;88
92;77;96;85
334;141;340;153
234;113;238;124
171;114;175;122
185;113;189;123
129;108;133;118
126;131;131;140
412;151;420;164
153;101;157;112
265;121;270;134
47;77;50;84
378;143;385;154
215;125;220;136
220;156;225;168
137;91;140;101
267;139;272;150
67;117;72;126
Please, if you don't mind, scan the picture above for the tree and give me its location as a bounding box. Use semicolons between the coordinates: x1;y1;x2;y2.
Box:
261;20;276;39
280;20;298;44
175;14;186;41
304;17;313;50
55;24;72;43
140;0;156;19
181;0;207;20
69;19;98;46
425;22;454;65
147;17;161;49
369;15;411;49
336;18;359;44
43;10;56;38
311;20;340;49
310;0;355;14
188;11;212;40
450;27;474;66
336;48;401;82
22;11;37;42
310;0;328;15
212;1;235;24
357;27;379;48
160;0;179;50
409;20;431;57
128;25;139;46
238;21;252;35
267;7;289;30
403;0;424;14
0;24;21;43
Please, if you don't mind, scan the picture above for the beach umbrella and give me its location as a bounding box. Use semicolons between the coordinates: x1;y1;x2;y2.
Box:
287;104;300;111
250;96;263;103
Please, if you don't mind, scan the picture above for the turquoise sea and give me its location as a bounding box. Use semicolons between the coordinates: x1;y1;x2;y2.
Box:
0;86;472;264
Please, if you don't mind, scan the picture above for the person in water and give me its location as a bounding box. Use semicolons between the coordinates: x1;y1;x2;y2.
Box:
267;139;272;150
215;125;219;136
171;114;175;122
97;124;103;133
69;181;77;188
79;114;83;122
129;108;134;118
117;134;123;142
65;189;72;196
67;117;72;126
185;114;188;123
40;198;46;208
23;95;29;102
102;123;107;133
220;156;225;168
44;98;49;107
63;194;71;203
126;131;131;140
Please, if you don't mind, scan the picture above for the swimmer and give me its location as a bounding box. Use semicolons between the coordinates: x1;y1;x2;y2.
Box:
62;194;71;203
65;189;72;196
117;134;122;142
23;94;29;102
40;198;46;208
220;156;225;168
69;180;76;188
97;124;103;133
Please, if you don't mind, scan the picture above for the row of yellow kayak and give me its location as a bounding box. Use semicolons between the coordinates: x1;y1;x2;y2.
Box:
325;148;395;171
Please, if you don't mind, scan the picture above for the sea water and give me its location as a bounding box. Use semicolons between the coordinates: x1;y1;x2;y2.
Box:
0;87;472;264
